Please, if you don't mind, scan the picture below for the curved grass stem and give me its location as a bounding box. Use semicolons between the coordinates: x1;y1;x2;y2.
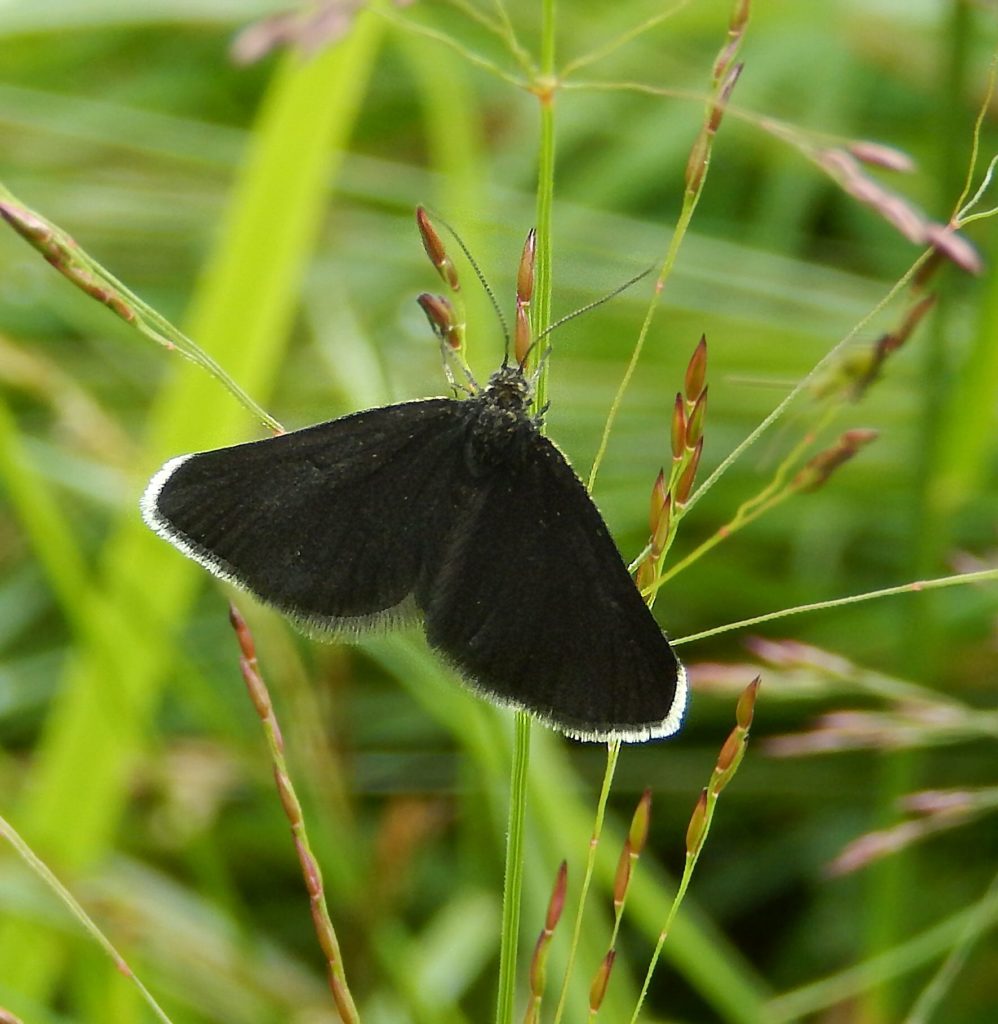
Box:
0;184;283;435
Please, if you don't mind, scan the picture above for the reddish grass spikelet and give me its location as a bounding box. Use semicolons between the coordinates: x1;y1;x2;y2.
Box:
712;678;759;792
0;201;137;323
417;293;462;351
685;386;708;448
716;730;742;775
612;839;633;912
524;861;568;1023
635;556;655;594
794;429;878;492
0;201;56;249
736;676;761;730
588;950;616;1014
686;788;709;856
671;393;686;460
648;469;668;533
924;224;982;274
894;294;937;347
849;294;936;398
416;206;461;292
900;789;978;816
848;140;916;173
0;1008;26;1024
515;303;532;366
912;249;946;290
517;228;537;304
229;604;275;725
689;2;746;192
709;62;743;135
515;228;537;365
824;787;981;878
815;149;981;273
629;788;652;853
674;437;703;505
713;729;746;793
228;602;256;661
684;334;708;401
651;493;672;559
684;131;711;196
231;0;363;63
612;790;653;921
546;860;568;932
713;0;750;83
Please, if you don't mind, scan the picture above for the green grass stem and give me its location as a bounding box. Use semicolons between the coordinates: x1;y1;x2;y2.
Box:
551;741;620;1024
0;814;174;1024
675;568;998;646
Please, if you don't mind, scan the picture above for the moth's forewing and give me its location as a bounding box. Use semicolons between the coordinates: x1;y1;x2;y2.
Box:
143;400;464;634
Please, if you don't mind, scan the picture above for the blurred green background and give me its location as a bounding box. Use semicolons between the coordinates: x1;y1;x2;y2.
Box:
1;2;996;1022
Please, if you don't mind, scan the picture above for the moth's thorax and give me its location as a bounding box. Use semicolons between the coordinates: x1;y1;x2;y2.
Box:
483;365;533;411
462;365;535;473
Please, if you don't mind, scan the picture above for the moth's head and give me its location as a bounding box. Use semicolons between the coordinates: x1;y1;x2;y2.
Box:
485;364;532;411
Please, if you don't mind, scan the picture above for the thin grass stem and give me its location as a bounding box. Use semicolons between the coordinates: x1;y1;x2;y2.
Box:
673;568;998;646
551;740;621;1024
0;814;175;1024
902;868;998;1024
655;405;838;586
951;56;997;216
586;19;745;494
376;6;527;88
560;0;693;79
682;251;932;515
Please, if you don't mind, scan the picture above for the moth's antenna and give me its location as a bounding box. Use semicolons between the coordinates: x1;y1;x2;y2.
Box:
432;212;511;354
538;266;653;343
519;265;654;366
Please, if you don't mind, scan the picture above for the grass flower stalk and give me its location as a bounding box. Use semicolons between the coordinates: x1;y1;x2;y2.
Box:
522;860;568;1024
228;605;360;1024
0;186;282;434
629;678;760;1023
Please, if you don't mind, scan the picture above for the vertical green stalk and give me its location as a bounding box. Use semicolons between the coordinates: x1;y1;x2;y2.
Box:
496;712;532;1024
533;0;557;398
496;6;557;1022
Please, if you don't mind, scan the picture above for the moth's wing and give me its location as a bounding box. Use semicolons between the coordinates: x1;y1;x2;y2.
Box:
420;434;687;742
142;399;467;633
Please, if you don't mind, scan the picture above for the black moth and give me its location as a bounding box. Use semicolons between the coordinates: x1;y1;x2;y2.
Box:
142;363;687;742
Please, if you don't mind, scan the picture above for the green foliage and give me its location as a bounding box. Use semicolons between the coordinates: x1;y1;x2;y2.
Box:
1;3;996;1023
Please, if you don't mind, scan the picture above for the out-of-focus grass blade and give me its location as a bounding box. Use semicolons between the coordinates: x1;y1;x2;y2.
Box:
0;0;280;35
0;15;386;998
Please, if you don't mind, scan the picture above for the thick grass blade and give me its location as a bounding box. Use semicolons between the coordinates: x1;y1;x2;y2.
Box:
0;17;386;997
